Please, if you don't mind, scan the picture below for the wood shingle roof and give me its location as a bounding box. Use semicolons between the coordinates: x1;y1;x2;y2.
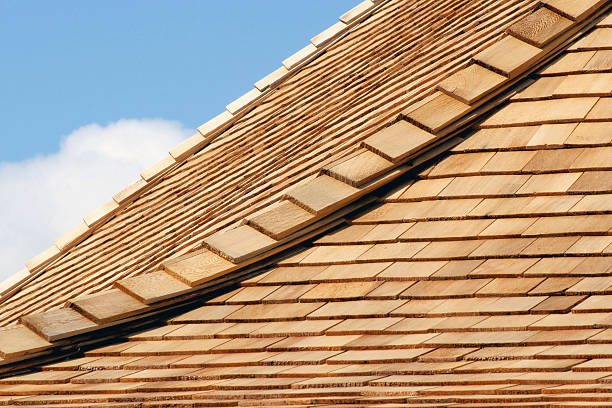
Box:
0;0;611;406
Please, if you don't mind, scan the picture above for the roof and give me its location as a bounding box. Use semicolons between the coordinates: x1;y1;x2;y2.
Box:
1;0;612;406
0;0;541;326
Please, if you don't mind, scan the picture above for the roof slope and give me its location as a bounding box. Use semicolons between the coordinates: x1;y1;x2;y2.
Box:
0;2;611;404
0;0;540;326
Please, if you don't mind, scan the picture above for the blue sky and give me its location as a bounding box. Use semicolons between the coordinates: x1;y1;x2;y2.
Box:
0;0;357;161
0;0;359;278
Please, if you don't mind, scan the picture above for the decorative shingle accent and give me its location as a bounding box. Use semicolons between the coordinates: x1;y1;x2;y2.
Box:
115;270;192;304
112;178;148;205
168;133;206;161
403;92;472;133
54;222;91;251
68;289;150;324
0;268;29;297
25;245;61;273
363;121;438;163
163;249;239;287
247;200;316;240
0;326;51;359
140;155;176;182
324;149;393;187
254;66;290;91
203;225;278;264
83;200;120;227
437;64;507;104
282;43;318;69
542;0;608;21
21;308;98;342
311;21;347;47
474;35;543;78
340;0;375;24
226;88;262;115
284;175;360;215
508;7;572;48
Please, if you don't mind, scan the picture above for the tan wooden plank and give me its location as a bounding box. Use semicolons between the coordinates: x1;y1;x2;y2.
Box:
473;35;542;78
437;64;506;104
68;289;150;324
507;7;572;48
325;149;393;187
403;92;471;133
21;308;97;342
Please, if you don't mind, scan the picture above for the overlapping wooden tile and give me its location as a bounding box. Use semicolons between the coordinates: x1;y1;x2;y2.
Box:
362;120;437;163
437;64;506;104
553;73;612;97
403;92;471;133
340;0;375;23
284;175;359;215
282;43;317;69
20;308;97;342
254;66;289;91
0;326;51;359
473;35;542;78
168;133;206;161
203;225;278;263
68;289;149;324
226;88;262;114
115;270;192;304
140;155;176;182
83;200;120;227
112;178;147;205
481;97;598;127
542;0;609;21
247;200;316;240
163;249;239;287
507;7;572;48
311;21;347;47
54;222;91;251
325;149;393;186
24;245;61;272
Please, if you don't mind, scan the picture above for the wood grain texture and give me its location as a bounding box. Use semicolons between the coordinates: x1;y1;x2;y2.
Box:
437;64;507;104
507;7;572;47
474;35;542;77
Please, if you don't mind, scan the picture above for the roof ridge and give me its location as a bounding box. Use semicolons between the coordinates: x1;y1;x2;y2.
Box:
0;0;389;300
0;0;608;374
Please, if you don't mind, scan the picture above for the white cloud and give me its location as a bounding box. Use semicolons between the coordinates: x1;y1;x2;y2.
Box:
0;119;192;281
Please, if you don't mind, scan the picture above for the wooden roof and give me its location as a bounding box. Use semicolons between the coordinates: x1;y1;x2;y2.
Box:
0;0;611;405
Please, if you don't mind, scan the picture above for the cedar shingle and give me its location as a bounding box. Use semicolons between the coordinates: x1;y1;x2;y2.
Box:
473;35;542;77
115;270;191;304
363;120;437;163
68;289;149;324
284;175;359;215
507;7;572;47
0;326;51;359
203;225;277;263
542;0;608;21
437;64;506;104
403;92;471;133
325;149;393;186
163;249;238;287
481;98;598;127
247;200;315;240
21;308;97;342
